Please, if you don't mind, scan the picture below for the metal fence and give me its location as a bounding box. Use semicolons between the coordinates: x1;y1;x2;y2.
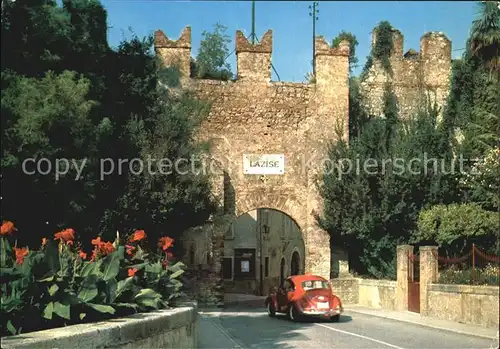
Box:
434;244;499;286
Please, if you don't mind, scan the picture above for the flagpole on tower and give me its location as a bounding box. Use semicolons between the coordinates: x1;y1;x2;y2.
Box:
309;1;319;78
251;0;256;44
244;0;280;81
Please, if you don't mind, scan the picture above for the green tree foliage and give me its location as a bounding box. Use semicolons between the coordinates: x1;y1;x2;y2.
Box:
382;83;399;150
348;77;370;140
360;21;395;80
319;102;459;278
444;2;500;211
332;31;359;74
468;1;500;79
331;31;369;141
1;0;216;252
459;147;500;210
321;53;462;279
194;22;233;80
1;70;104;245
414;203;498;255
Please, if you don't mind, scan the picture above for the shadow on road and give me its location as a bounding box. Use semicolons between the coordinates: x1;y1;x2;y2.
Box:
269;311;353;324
200;307;353;349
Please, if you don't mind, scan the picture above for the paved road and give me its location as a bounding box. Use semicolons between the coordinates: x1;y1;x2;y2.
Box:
199;308;498;349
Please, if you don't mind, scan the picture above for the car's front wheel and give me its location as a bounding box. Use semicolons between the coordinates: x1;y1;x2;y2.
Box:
267;302;276;317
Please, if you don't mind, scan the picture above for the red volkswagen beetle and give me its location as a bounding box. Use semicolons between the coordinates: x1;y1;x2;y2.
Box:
265;274;343;322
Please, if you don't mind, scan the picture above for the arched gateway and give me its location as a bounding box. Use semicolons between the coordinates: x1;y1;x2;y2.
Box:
155;27;350;301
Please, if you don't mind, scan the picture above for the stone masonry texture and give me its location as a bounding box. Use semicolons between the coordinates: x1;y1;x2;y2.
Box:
154;26;451;303
360;28;451;120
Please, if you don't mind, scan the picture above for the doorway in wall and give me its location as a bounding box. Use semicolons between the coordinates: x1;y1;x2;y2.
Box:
291;251;300;276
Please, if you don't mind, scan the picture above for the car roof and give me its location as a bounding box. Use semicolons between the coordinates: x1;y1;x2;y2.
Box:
288;274;328;284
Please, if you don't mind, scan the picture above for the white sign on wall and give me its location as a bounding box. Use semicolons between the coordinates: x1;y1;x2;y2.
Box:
243;154;285;175
241;260;250;273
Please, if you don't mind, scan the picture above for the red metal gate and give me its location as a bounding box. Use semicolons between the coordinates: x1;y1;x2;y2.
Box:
408;251;420;313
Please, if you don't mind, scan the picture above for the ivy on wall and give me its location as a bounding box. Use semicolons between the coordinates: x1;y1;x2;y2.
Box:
360;21;395;80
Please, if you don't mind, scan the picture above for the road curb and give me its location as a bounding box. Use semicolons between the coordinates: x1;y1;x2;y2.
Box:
346;308;499;341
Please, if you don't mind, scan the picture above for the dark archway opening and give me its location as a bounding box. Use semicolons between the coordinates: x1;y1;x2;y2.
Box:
291;251;300;276
221;207;305;296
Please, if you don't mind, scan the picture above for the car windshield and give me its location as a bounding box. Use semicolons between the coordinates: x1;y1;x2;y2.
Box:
302;280;329;291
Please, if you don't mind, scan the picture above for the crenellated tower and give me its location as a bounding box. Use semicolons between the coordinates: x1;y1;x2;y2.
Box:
313;36;350;142
360;26;452;119
420;32;452;112
235;30;273;82
154;26;192;77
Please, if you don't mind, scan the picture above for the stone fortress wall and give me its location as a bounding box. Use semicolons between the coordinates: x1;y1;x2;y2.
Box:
153;24;452;299
360;27;451;119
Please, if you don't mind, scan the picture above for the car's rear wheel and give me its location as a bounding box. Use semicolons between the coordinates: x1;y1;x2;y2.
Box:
330;315;340;322
267;302;276;317
288;304;300;322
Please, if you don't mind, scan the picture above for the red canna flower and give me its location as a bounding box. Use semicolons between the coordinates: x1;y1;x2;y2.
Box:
101;242;115;255
90;249;97;262
79;250;87;259
1;221;16;236
128;268;138;277
54;228;75;243
158;236;174;251
13;247;29;264
126;244;136;256
89;236;115;261
129;229;147;242
41;237;47;247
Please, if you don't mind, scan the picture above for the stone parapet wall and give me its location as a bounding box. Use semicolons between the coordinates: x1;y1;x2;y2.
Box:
358;279;397;310
334;247;499;330
191;80;311;131
330;278;360;304
427;284;500;329
1;303;199;349
330;278;397;310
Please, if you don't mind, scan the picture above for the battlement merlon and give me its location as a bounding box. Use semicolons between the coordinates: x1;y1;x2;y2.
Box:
315;36;350;57
420;31;451;59
235;30;273;82
420;31;452;88
154;26;192;77
371;27;404;58
154;26;192;49
235;30;272;53
369;26;451;62
314;37;350;87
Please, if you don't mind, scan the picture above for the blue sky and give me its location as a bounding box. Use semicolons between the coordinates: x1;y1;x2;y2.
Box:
101;0;480;82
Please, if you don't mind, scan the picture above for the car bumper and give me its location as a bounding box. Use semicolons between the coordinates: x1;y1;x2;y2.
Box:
301;307;343;316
